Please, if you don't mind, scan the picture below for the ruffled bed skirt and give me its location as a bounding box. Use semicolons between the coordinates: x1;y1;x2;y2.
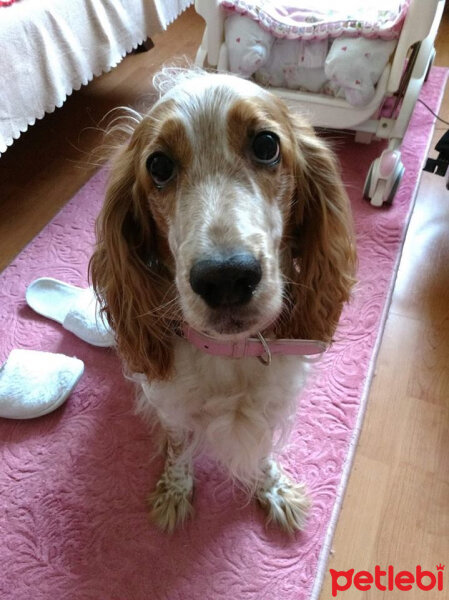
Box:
0;0;192;154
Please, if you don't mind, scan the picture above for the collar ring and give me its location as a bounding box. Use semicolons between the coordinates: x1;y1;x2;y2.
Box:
257;332;272;366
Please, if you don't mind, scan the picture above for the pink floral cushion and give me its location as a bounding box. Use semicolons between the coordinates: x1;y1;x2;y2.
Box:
220;0;410;40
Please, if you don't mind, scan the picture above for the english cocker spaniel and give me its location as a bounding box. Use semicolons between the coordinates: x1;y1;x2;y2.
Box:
90;69;356;534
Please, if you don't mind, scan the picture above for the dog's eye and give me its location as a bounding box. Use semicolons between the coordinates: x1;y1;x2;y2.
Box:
251;131;280;165
146;152;176;187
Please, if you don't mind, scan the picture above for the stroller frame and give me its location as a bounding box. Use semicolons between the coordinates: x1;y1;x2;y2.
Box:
194;0;446;206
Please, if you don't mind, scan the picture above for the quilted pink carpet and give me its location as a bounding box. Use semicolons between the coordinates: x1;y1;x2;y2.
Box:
0;68;447;600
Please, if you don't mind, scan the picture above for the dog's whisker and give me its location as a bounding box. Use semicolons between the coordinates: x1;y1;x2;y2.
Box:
138;295;178;317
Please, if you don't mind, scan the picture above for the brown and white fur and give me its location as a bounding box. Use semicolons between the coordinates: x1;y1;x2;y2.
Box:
90;69;356;534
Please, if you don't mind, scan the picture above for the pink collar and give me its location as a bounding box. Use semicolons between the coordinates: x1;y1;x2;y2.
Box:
182;324;327;365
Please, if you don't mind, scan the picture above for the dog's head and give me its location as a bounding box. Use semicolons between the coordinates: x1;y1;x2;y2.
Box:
90;70;356;379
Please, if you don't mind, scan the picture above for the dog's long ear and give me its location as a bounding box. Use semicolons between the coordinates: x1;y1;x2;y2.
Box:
89;130;175;380
277;117;357;343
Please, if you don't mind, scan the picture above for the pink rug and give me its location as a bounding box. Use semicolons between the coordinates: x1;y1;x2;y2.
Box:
0;68;447;600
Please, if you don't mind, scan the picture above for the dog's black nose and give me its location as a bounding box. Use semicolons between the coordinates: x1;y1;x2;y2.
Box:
189;253;262;308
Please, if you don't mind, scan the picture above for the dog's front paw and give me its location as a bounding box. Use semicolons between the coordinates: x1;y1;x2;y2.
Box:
255;460;311;534
148;472;194;533
148;460;194;533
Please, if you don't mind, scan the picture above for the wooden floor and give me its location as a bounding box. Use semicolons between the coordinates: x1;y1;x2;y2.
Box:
1;8;448;598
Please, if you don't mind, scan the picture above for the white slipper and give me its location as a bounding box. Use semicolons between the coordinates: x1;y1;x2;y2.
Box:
26;278;115;347
0;349;84;419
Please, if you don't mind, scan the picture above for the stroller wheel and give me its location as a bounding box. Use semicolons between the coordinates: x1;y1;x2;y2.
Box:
425;47;436;83
363;162;374;200
385;163;405;205
363;151;404;207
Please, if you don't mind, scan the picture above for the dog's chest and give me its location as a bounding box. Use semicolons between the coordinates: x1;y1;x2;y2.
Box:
140;340;310;432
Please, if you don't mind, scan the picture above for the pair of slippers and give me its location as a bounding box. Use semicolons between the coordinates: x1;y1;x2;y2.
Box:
0;278;114;420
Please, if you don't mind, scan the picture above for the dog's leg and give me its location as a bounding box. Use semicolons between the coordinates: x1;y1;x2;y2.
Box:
148;435;194;533
255;457;311;534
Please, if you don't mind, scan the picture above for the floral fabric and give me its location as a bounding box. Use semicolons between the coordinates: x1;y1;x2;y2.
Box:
220;0;409;40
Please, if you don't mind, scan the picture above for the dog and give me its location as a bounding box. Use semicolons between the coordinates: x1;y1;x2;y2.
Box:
90;69;356;534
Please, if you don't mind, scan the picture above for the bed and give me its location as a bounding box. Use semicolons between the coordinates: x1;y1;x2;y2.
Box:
0;0;193;155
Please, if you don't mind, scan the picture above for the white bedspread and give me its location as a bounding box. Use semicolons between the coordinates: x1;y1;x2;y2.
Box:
0;0;192;154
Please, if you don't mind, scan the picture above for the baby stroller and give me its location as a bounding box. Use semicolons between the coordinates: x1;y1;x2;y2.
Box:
194;0;445;206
